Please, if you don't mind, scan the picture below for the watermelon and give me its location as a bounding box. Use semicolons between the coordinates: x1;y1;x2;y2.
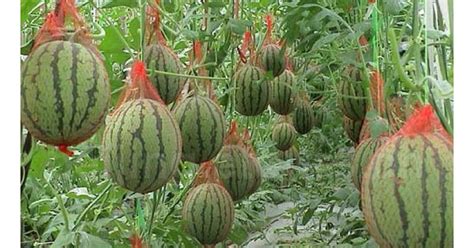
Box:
361;106;453;247
269;69;295;115
174;95;225;163
272;122;297;151
214;145;255;201
102;99;181;193
351;136;388;190
312;101;325;129
246;156;262;196
242;129;262;196
337;66;367;121
293;99;315;135
259;44;285;77
343;116;364;144
278;146;300;166
144;44;183;105
182;183;234;245
234;64;270;116
21;40;110;146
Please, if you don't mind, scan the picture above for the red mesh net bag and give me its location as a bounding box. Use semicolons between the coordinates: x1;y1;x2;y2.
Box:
145;0;168;47
114;61;164;114
224;120;245;147
263;14;276;46
242;128;257;159
395;104;452;142
32;0;101;59
238;30;254;65
370;69;385;115
192;161;225;187
189;40;218;102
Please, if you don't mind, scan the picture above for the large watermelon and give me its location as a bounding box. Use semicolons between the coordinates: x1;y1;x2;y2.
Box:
234;64;270;116
272;122;297;151
214;145;255;201
351;136;388;190
182;183;234;245
21;40;110;146
293;99;315;134
259;44;285;77
174;95;225;163
361;106;453;247
102;99;181;193
144;44;183;105
337;66;367;120
269;69;295;115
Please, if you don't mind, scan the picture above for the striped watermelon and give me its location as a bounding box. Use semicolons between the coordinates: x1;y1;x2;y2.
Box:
144;44;183;105
214;145;255;201
361;106;453;247
293;99;315;135
242;129;262;196
234;64;270;116
182;183;234;245
174;95;225;163
259;44;285;77
272;122;297;151
246;156;262;196
270;69;295;115
102;99;181;193
337;66;367;120
21;40;110;146
351;136;388;190
312;101;325;129
343;116;363;144
278;146;300;166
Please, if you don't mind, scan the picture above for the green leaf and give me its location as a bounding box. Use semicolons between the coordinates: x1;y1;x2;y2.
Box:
228;18;247;35
21;0;41;23
78;231;112;248
66;187;96;200
30;147;50;179
369;118;389;139
227;223;248;245
128;18;141;50
51;229;75;248
99;0;138;8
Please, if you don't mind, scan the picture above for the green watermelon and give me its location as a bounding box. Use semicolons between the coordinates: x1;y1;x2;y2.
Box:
214;145;255;201
102;99;181;193
270;69;295;115
272;122;297;151
361;106;453;247
21;40;110;146
343;116;364;144
144;44;183;105
174;95;225;163
278;146;300;166
246;156;262;196
351;136;388;190
182;183;234;245
337;66;367;121
293;99;315;134
259;44;285;77
234;64;270;116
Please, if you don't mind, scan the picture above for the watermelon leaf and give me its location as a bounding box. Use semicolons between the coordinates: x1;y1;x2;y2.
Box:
99;0;138;8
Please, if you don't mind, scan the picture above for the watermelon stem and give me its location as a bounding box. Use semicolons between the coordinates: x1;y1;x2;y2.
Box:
162;168;198;223
58;145;74;157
